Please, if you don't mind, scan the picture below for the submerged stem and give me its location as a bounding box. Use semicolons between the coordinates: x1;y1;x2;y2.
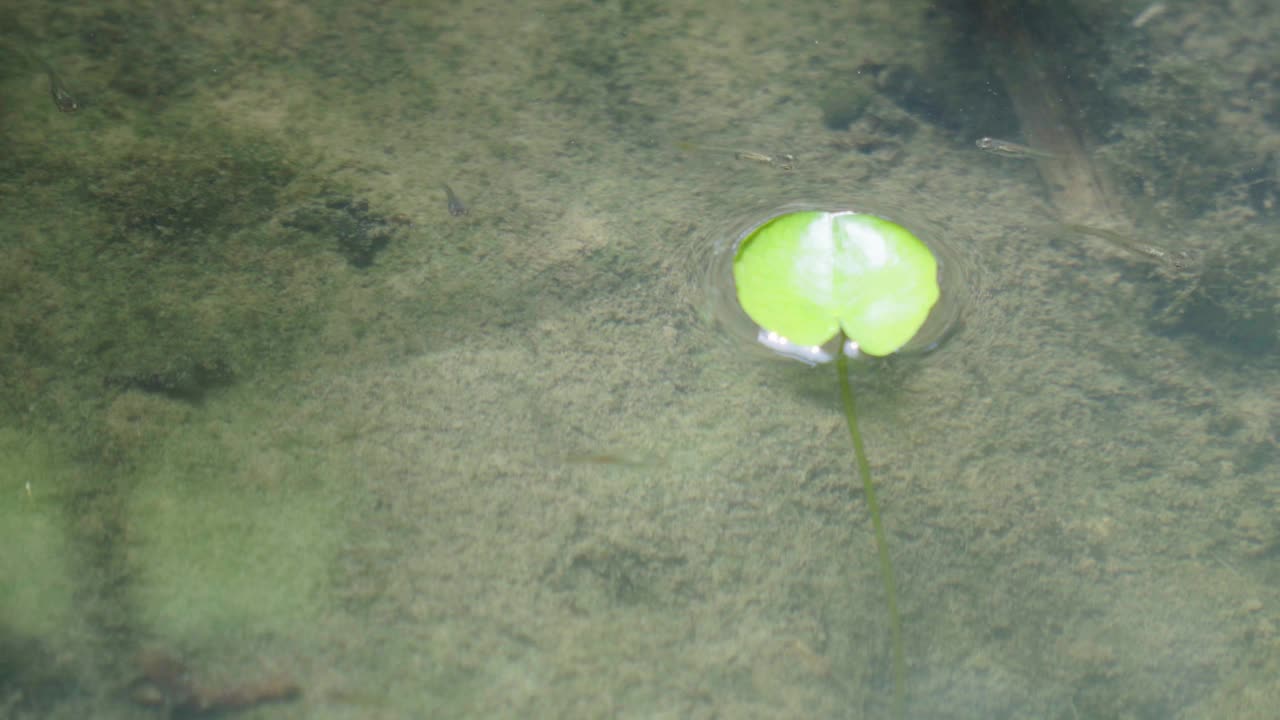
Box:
836;347;905;719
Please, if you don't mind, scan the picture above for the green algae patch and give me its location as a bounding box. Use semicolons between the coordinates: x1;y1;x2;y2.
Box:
123;420;348;645
0;430;78;638
0;104;344;452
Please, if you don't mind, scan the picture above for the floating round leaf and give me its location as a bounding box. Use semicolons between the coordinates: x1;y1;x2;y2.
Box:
732;211;940;357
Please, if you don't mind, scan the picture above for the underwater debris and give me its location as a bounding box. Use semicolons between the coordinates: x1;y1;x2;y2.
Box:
127;649;300;717
283;195;404;268
104;359;234;402
442;183;468;216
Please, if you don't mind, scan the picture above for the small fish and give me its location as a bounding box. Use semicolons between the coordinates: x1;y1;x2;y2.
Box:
733;149;775;164
1064;223;1196;274
45;66;79;113
678;142;795;170
1131;2;1168;28
975;136;1056;160
442;183;467;216
564;450;664;469
734;150;796;171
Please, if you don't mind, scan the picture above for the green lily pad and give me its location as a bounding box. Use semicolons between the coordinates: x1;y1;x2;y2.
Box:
733;211;940;357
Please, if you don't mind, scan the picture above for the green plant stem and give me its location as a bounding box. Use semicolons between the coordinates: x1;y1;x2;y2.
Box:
836;347;905;720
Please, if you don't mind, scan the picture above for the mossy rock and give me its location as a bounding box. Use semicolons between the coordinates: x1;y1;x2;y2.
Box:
88;133;296;247
1153;230;1280;354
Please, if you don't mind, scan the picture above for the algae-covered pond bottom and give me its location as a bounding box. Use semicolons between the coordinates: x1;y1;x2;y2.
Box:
2;1;1279;718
